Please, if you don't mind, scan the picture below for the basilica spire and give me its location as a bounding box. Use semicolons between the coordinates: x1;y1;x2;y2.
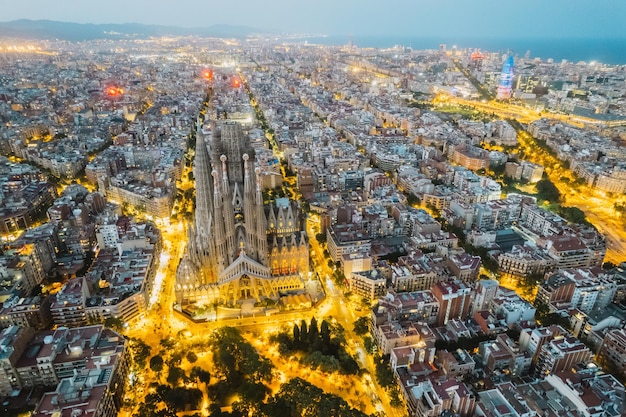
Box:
212;169;227;273
221;155;236;264
255;166;268;265
193;125;214;241
243;154;257;259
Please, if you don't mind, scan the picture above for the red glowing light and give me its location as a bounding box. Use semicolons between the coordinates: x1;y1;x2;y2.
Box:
203;70;213;80
470;51;485;60
232;78;241;88
106;87;124;97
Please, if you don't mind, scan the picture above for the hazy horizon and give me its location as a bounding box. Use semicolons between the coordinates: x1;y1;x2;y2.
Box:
2;0;626;39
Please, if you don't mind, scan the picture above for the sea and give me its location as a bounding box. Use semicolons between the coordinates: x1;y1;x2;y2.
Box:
296;36;626;66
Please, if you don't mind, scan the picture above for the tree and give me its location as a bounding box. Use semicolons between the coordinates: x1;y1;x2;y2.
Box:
540;312;571;329
557;206;588;225
353;317;369;336
238;381;270;405
209;327;273;388
533;300;571;329
491;163;506;176
159;337;176;349
308;317;319;349
159;385;203;412
603;261;617;270
363;336;377;354
198;369;211;385
103;316;124;332
333;270;346;287
300;320;308;344
320;320;331;353
271;318;357;375
463;243;498;273
374;355;395;389
208;380;237;404
406;193;420;206
338;354;360;375
134;391;177;417
536;179;561;203
184;188;195;200
168;352;183;367
534;300;550;317
129;338;152;369
506;328;521;341
186;351;198;363
518;273;544;297
389;386;405;408
166;366;186;386
293;324;300;347
190;366;211;385
150;355;164;373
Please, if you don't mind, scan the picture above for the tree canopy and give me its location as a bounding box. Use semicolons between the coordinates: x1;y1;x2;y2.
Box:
129;337;152;369
210;327;273;386
536;179;561;203
272;318;360;375
261;378;369;417
149;355;164;373
353;316;370;336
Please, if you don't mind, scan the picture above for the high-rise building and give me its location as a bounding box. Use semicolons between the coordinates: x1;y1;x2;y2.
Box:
0;326;35;396
536;333;592;376
519;325;565;365
175;116;308;306
598;328;626;379
432;280;473;326
471;279;499;314
496;55;514;100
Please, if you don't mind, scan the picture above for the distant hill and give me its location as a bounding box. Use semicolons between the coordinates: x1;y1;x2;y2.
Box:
0;19;272;41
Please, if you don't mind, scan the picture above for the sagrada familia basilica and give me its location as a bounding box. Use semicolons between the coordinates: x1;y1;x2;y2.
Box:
175;117;309;306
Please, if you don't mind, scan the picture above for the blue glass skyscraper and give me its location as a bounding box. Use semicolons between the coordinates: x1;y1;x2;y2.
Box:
496;55;514;100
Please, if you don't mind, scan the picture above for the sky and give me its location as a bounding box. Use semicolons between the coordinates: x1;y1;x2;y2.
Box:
2;0;626;39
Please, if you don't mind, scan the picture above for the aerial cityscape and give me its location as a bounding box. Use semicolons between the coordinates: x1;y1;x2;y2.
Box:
1;2;626;417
